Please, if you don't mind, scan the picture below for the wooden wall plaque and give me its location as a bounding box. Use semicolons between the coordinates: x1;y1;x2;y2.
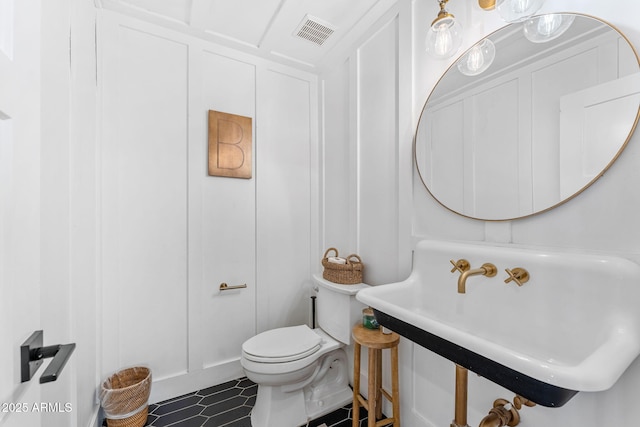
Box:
208;110;252;179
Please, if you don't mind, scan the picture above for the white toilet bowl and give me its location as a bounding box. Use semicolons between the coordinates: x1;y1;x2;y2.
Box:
241;325;352;427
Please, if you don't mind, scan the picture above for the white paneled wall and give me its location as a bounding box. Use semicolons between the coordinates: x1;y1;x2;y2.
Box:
321;59;355;256
68;1;100;424
98;10;317;403
196;50;256;370
256;68;316;332
320;5;409;287
318;1;413;419
321;0;640;426
0;0;44;426
357;17;400;285
100;18;190;380
1;1;99;426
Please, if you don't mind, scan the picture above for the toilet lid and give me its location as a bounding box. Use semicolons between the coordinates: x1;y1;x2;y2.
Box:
242;325;322;363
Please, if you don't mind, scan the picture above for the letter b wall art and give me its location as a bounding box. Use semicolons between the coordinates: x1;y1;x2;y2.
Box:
208;110;252;179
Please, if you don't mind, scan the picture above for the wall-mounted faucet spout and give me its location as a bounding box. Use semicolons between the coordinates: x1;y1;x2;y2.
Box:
457;263;497;293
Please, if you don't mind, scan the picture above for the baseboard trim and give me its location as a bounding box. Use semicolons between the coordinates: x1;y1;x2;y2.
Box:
148;359;244;404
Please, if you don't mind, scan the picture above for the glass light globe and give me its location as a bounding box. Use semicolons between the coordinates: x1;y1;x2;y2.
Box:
496;0;545;23
523;14;576;43
426;16;464;59
457;39;496;76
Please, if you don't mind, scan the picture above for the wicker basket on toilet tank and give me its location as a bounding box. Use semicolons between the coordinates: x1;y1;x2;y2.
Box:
321;248;364;284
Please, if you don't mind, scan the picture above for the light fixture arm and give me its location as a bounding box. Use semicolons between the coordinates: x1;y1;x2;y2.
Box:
438;0;449;13
478;0;496;11
432;0;455;26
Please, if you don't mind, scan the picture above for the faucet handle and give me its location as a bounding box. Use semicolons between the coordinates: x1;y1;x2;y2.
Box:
513;395;536;410
504;268;529;286
450;259;470;273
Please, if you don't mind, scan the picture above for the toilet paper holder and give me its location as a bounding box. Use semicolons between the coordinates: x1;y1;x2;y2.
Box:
219;282;247;291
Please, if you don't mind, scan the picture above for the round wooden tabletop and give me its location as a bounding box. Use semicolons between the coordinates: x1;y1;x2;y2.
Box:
352;324;400;349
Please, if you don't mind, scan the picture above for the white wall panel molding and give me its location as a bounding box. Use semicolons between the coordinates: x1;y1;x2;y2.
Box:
197;48;256;372
99;14;190;380
319;5;410;286
40;0;76;422
318;0;400;76
0;0;43;425
308;75;321;287
255;65;317;332
69;1;101;424
355;14;400;285
186;43;204;378
395;0;414;278
351;51;361;259
319;58;353;260
98;7;317;403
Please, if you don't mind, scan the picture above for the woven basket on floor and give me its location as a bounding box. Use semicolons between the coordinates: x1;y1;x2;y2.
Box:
105;406;148;427
101;367;152;427
321;247;364;284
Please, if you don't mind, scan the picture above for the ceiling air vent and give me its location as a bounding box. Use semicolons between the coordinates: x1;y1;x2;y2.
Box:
294;15;336;46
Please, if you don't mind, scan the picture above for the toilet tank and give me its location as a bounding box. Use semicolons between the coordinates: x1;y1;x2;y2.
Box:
313;275;369;345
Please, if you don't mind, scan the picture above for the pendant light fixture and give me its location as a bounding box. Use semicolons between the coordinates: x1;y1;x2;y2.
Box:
523;13;575;43
426;0;548;61
495;0;545;23
480;0;551;25
457;39;496;76
425;0;463;59
478;0;496;10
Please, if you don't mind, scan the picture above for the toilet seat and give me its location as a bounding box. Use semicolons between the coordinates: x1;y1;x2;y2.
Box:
242;325;322;363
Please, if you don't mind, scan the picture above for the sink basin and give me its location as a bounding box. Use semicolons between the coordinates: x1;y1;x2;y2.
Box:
356;240;640;407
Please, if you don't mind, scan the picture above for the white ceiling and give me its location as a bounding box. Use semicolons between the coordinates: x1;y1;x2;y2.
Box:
96;0;398;70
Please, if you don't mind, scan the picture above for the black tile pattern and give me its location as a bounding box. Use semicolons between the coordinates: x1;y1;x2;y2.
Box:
102;377;392;427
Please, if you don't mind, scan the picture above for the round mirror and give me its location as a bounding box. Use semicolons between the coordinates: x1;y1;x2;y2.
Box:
415;13;640;221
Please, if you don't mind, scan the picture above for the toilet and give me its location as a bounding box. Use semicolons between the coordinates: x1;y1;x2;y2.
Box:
241;276;368;427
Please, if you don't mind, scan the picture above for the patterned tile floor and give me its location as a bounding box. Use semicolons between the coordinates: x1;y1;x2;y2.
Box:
102;377;390;427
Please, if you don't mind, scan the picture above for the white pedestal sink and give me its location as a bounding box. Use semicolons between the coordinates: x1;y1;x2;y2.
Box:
356;240;640;407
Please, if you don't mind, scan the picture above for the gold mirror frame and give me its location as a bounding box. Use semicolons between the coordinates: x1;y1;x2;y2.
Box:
414;13;640;221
